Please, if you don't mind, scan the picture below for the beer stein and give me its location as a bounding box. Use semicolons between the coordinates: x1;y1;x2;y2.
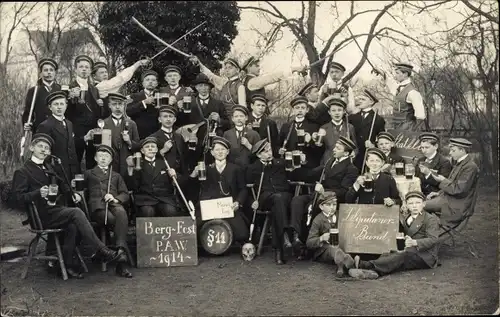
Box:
93;130;102;145
183;96;192;113
61;85;69;92
285;152;294;171
296;129;305;147
327;82;336;96
74;174;85;191
198;161;207;181
329;228;339;246
396;232;405;251
134;152;142;171
405;163;414;180
188;136;197;151
47;184;59;206
79;88;87;104
364;173;374;192
292;150;302;169
395;162;405;176
252;121;260;131
315;129;326;147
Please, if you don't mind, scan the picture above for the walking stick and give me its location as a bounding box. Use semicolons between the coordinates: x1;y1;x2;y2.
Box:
20;85;39;160
361;110;378;175
163;157;196;220
266;124;273;155
280;121;294;158
104;165;113;225
242;167;265;261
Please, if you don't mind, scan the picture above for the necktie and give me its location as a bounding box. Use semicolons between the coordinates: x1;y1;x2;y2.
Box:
295;121;302;129
164;130;172;139
45;85;52;93
101;168;108;174
362;112;370;119
112;117;121;126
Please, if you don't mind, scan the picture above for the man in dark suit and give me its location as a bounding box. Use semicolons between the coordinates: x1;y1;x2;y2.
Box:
125;137;188;217
83;145;132;278
23;58;62;132
422;138;479;228
375;132;405;174
349;89;386;172
159;65;194;118
101;93;140;178
36;91;79;180
345;147;401;206
349;191;440;279
223;105;260;169
10;134;126;278
246;139;293;265
413;132;452;196
126;70;161;139
66;55;110;170
290;136;358;248
247;94;279;157
189;137;249;244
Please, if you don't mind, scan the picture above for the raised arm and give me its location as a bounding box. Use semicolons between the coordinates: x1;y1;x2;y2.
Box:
96;60;146;98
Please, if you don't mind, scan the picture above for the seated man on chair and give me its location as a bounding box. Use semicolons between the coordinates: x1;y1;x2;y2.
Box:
422;138;479;229
349;191;440;279
10;134;126;279
82;144;133;278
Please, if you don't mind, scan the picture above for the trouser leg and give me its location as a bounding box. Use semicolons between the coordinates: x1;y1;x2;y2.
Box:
316;245;353;267
93;206;128;248
225;210;249;242
61;223;78;267
138;206;156;217
157;201;183;217
289;194;311;236
261;192;292;249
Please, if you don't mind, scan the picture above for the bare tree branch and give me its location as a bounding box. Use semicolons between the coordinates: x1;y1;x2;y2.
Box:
460;0;499;23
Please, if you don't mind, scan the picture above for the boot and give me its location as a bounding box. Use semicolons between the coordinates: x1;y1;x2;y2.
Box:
93;247;126;264
291;230;304;250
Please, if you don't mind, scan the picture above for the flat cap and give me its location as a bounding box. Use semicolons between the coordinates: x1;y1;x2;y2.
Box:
366;147;387;162
164;65;182;74
108;92;127;102
336;136;356;152
31;133;54;147
92;61;107;74
212;136;231;150
74;55;93;67
232;104;249;116
46;90;67;105
394;63;413;73
241;56;259;71
449;138;472;149
363;89;378;104
419;132;439;143
224;58;240;70
326;98;347;109
140;137;158;148
298;83;318;96
251;94;267;104
376;131;395;143
405;191;425;201
141;70;158;81
329;62;346;72
290;96;308;107
38;58;58;71
96;144;115;158
317;191;337;205
158;105;177;116
252;139;270;155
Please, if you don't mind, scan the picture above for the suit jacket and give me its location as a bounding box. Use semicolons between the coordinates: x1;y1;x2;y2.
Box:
306;212;337;260
149;129;187;174
302;157;358;203
247;115;280;158
279;119;322;170
245;158;290;202
196;162;248;206
126;90;160;139
23;80;62;131
102;116;140;177
36;116;79;179
66;78;110;138
224;127;260;168
345;172;402;206
349;110;386;170
400;211;440;268
428;155;479;227
9;160;72;226
414;153;452;195
176;96;230;133
85;166;129;214
318;120;357;165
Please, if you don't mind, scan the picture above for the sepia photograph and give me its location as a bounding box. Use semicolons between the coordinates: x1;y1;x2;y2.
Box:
0;1;498;315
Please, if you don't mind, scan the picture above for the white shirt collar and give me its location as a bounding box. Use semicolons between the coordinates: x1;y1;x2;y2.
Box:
76;76;89;89
229;75;239;81
361;107;373;113
427;151;437;161
331;120;343;126
112;114;123;120
457;154;468;163
31;156;45;165
52;114;65;121
42;80;54;87
161;126;173;133
337;156;349;163
295;117;305;123
235;126;244;132
398;79;412;86
144;157;156;163
215;159;227;167
169;85;179;90
252;113;263;120
199;94;210;100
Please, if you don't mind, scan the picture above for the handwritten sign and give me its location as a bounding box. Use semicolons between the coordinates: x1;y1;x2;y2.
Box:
199;219;233;255
338;204;399;254
388;129;421;162
200;197;234;221
136;217;198;268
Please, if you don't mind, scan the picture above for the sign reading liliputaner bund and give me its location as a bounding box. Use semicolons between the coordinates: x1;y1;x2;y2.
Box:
388;129;421;162
338;204;399;254
136;217;198;268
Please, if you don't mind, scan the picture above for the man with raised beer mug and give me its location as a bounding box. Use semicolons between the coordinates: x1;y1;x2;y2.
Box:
125;137;186;217
10;134;127;279
349;191;440;280
318;62;356;114
247;94;280;158
306;191;356;278
345;148;401;206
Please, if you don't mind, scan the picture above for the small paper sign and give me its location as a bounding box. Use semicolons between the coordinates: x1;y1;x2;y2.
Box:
200;197;234;221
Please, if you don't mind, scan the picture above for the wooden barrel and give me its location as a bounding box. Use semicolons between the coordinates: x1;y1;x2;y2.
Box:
199;219;233;255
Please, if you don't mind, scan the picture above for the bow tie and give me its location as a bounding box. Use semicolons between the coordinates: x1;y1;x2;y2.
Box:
101;168;108;173
200;98;209;105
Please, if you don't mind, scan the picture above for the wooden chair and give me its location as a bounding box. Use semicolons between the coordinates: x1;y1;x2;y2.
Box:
21;202;87;280
288;181;315;197
246;184;271;256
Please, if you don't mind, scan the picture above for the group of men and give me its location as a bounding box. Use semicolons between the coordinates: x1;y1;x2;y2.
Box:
10;53;479;280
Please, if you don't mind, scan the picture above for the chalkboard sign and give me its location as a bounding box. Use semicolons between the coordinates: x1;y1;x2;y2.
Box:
136;217;198;268
199;219;233;255
338;204;399;254
388;129;421;162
